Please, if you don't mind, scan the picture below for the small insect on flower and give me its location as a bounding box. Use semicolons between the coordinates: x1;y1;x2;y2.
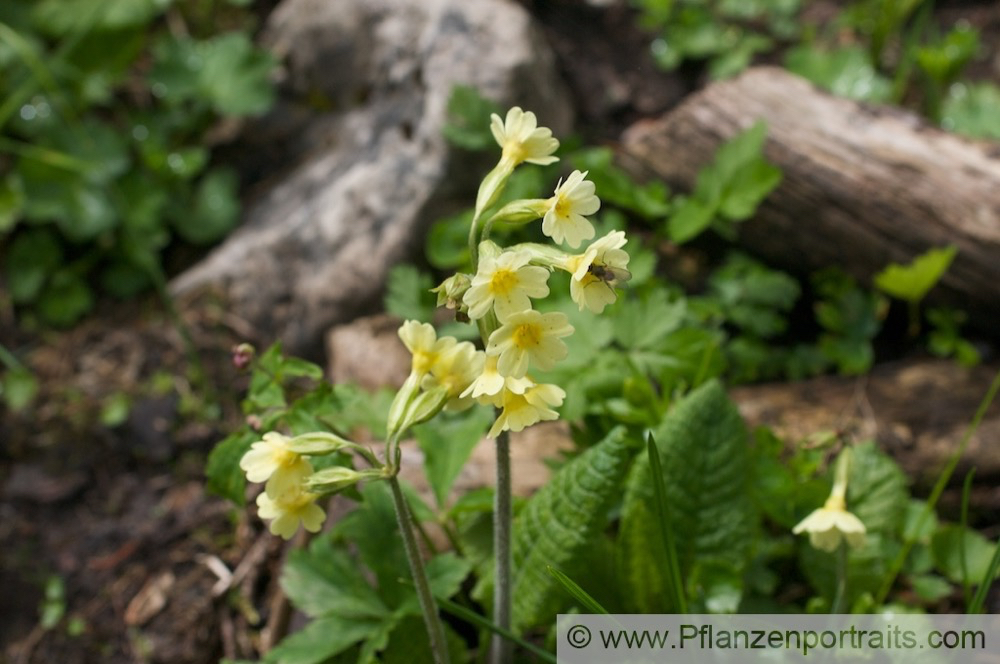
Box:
587;263;632;290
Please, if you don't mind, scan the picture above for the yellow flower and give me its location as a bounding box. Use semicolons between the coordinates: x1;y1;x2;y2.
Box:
487;381;566;438
793;448;866;552
256;483;326;540
486;310;574;379
542;170;599;248
422;340;485;411
792;495;867;552
464;250;550;322
564;231;631;314
398;320;457;378
490;107;559;167
461;354;533;402
240;432;313;495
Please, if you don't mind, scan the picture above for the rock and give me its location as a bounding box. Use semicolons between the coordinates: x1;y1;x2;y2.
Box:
170;0;573;357
731;359;1000;488
326;313;410;391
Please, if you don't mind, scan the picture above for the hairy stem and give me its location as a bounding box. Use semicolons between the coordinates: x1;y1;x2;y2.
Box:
388;476;450;664
490;429;513;664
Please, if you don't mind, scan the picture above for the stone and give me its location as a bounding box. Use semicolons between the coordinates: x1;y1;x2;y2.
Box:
170;0;573;357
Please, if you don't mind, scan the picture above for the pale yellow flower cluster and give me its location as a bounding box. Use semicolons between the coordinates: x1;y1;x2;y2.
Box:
239;432;325;539
450;108;632;437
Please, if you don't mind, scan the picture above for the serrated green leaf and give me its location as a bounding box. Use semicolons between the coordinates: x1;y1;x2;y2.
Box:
718;159;782;221
785;45;893;102
874;245;957;303
264;615;382;664
415;407;492;508
668;198;715;243
205;429;257;505
281;536;390;620
384;264;435;322
618;380;754;613
714;121;769;182
611;290;686;350
511;427;635;630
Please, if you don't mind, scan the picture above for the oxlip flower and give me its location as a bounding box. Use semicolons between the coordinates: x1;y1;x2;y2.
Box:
240;431;313;496
487;381;566;438
491;107;559;168
464;250;550;322
256;482;326;540
398;320;458;379
542;170;599;248
423;340;485;411
486;310;574;379
793;449;866;552
563;230;631;314
461;354;534;402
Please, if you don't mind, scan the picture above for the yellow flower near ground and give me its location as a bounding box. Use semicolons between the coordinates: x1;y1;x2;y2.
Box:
487;382;566;438
464;250;550;322
490;107;559;168
792;495;867;552
240;432;313;496
486;310;574;379
542;170;599;248
398;320;457;378
564;230;631;313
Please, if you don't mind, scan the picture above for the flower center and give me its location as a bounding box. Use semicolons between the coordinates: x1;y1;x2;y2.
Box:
413;351;436;374
553;194;569;218
512;323;542;349
490;268;518;297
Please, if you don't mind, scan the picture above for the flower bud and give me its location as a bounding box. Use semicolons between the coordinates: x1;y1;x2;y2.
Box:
432;273;472;311
232;343;256;370
305;466;387;495
286;431;354;456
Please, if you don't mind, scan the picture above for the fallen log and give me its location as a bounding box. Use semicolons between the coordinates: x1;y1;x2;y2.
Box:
619;66;1000;333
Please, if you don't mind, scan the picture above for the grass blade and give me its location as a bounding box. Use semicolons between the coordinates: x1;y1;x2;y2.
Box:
647;432;687;613
546;566;610;615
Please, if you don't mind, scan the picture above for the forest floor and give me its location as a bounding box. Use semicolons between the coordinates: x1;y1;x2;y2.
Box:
3;1;1000;662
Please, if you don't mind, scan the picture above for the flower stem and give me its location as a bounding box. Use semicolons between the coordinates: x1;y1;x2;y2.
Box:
831;541;848;614
388;475;450;664
491;429;513;664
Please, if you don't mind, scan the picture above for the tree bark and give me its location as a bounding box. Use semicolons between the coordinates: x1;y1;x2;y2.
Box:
619;66;1000;332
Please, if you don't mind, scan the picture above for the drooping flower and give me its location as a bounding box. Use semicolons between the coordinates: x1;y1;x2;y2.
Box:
792;448;866;552
464;250;550;322
256;479;326;540
792;498;867;552
486;310;574;379
487;381;566;438
240;431;313;496
491;107;560;168
422;340;485;411
398;320;457;378
461;354;534;402
563;230;631;314
542;170;599;248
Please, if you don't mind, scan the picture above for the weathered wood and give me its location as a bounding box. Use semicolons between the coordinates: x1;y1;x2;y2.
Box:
620;66;1000;332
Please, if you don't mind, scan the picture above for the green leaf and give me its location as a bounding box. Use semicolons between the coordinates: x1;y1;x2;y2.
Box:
785;45;893;102
281;536;390;620
942;82;1000;140
31;0;169;35
0;174;25;234
846;441;909;537
511;427;635;630
205;429;257;505
172;168;240;244
1;367;38;411
714;121;768;182
931;525;998;585
442;85;501;150
384;264;435;322
874;245;958;303
909;574;953;603
611;290;686;350
667;198;715;243
6;228;62;303
618;380;755;612
36;271;93;327
264;615;382;664
414;407;492;508
718;159;782;221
